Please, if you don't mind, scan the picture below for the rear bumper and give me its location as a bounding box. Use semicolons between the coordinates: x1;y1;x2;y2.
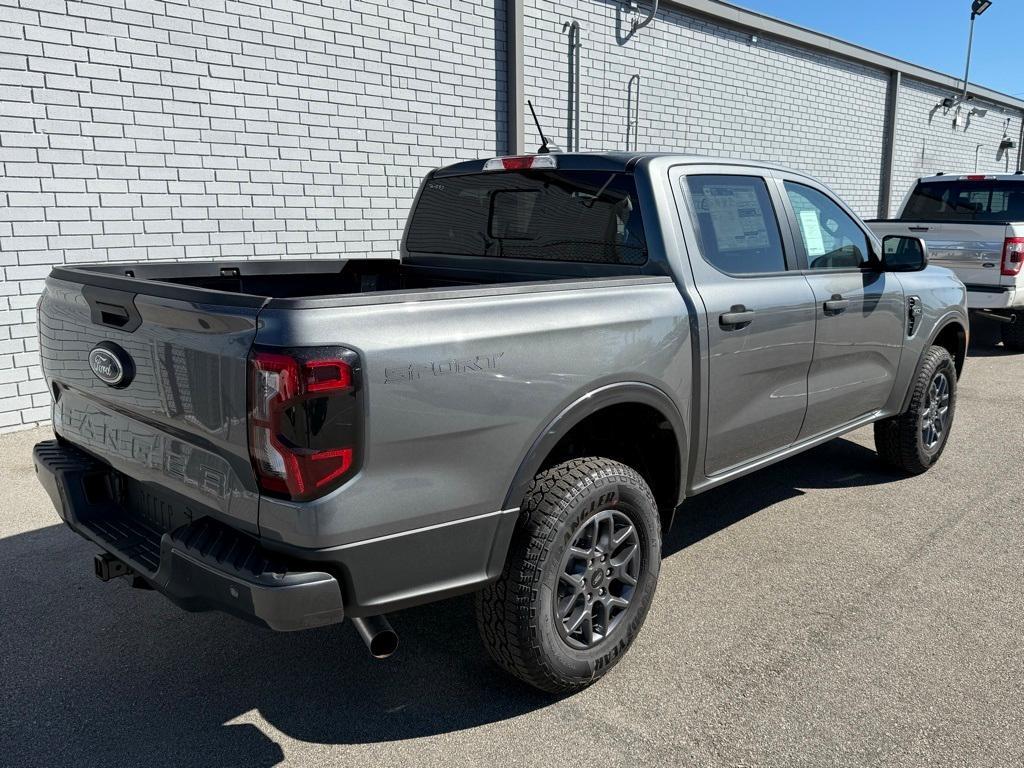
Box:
965;285;1018;309
34;438;521;628
33;439;345;631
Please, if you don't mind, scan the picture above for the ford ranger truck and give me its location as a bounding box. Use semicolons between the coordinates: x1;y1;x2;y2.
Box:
34;153;968;693
868;173;1024;350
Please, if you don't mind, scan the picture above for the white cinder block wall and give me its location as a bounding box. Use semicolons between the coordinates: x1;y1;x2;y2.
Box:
891;78;1023;213
524;0;1022;217
525;0;891;215
0;0;505;430
1;0;1022;431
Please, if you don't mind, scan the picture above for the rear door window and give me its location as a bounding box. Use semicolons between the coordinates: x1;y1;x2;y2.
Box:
685;175;787;275
406;170;647;265
902;180;1024;222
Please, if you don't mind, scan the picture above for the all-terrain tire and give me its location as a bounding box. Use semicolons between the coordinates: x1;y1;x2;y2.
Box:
1001;312;1024;352
874;345;957;475
476;458;662;694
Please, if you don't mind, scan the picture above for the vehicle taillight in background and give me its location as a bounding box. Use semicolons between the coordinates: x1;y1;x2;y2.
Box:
1002;237;1024;277
248;347;362;502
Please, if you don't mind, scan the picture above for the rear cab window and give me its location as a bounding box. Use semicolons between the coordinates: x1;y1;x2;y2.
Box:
901;179;1024;222
406;170;648;266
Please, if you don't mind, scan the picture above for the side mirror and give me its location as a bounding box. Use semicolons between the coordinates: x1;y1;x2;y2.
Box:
881;235;928;272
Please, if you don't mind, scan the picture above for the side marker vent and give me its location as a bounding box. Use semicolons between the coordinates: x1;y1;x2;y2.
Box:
907;296;923;338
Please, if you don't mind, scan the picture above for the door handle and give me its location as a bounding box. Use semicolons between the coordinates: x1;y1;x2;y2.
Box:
823;295;850;315
719;305;755;329
95;302;131;328
908;226;930;233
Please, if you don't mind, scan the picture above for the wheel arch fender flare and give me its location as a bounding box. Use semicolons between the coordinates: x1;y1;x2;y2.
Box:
501;381;689;512
901;312;967;412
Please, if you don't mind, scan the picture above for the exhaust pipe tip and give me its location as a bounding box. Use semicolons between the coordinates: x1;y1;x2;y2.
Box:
351;614;399;659
368;630;399;659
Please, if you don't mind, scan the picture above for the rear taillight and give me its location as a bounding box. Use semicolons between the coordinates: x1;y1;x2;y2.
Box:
1002;237;1024;277
248;347;362;502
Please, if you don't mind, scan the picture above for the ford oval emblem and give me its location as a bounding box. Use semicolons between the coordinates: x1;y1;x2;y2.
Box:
89;342;134;388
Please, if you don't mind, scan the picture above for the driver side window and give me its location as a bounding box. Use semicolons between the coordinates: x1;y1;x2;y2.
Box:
784;182;871;270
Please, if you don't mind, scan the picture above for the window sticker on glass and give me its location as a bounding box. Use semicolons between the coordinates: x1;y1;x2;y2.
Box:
797;209;826;258
697;184;771;253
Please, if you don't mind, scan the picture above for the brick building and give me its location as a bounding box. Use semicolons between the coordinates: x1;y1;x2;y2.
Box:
1;0;1022;430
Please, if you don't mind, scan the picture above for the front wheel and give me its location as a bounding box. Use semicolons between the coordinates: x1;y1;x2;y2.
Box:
874;345;957;475
476;458;662;694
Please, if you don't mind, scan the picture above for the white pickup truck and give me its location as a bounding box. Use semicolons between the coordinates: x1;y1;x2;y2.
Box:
868;173;1024;350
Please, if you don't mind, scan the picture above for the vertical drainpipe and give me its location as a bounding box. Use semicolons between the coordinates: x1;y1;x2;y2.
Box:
626;74;641;151
506;0;525;154
564;21;581;152
877;69;901;219
1018;113;1024;172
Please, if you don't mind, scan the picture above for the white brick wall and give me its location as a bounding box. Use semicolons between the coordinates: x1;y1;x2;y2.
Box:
525;0;890;215
890;77;1023;212
1;0;1022;430
524;1;1023;220
0;0;505;431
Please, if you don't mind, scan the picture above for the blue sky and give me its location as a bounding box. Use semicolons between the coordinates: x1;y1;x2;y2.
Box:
733;0;1022;98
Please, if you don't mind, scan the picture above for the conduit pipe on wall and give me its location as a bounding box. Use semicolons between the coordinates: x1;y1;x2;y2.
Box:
626;73;641;151
563;21;581;152
1018;116;1024;172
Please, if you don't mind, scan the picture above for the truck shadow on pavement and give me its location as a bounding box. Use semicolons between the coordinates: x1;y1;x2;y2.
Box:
663;437;901;558
1;438;905;767
965;316;1010;357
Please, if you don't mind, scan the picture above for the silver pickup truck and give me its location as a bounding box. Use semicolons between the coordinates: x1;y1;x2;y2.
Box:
868;173;1024;350
34;153;968;693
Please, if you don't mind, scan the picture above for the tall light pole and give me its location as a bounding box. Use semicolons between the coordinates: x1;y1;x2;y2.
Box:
960;0;992;106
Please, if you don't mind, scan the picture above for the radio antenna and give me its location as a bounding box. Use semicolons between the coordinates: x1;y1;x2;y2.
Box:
527;100;561;154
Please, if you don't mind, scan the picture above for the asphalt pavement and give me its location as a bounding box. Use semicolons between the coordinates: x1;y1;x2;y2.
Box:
1;321;1022;768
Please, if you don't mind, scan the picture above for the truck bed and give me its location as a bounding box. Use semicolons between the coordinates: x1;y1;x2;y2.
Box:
52;258;543;300
40;253;672;543
49;257;658;311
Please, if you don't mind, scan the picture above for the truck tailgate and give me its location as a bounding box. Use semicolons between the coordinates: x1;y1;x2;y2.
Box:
38;276;263;533
918;222;1009;288
869;220;1008;288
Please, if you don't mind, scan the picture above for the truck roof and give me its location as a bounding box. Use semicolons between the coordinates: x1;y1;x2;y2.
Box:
917;172;1024;183
432;151;809;178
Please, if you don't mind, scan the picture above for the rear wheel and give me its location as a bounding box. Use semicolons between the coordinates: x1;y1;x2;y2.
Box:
1001;312;1024;352
476;458;661;694
874;345;957;475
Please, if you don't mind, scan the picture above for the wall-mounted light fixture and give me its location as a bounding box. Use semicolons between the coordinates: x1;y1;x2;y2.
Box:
629;0;658;34
1001;119;1017;150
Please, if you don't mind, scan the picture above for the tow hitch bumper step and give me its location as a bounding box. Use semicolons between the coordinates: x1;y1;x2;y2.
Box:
94;551;132;581
33;439;345;631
